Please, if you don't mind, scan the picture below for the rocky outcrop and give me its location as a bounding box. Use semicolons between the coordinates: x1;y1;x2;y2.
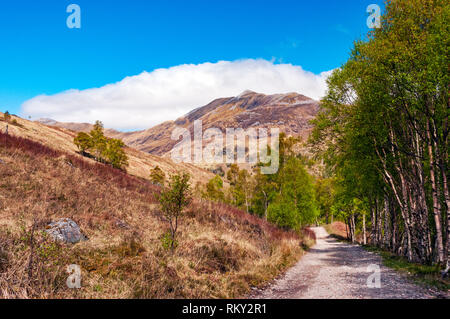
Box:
45;218;88;244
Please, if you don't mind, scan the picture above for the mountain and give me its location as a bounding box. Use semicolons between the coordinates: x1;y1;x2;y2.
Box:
37;118;121;136
39;91;320;157
115;90;319;156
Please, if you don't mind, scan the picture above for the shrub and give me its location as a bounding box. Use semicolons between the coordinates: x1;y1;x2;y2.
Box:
150;166;165;186
267;198;300;230
73;120;128;170
158;173;192;250
3;111;11;122
267;158;318;230
160;231;178;250
205;175;225;202
103;138;128;169
74;132;92;154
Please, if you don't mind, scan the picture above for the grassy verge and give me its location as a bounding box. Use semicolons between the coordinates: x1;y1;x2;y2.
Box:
363;245;449;292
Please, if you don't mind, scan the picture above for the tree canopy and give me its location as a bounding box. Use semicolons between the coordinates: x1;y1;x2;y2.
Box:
73;120;128;170
310;0;449;265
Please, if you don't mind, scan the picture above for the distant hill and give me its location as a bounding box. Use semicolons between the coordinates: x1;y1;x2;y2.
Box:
37;118;121;136
2;112;214;185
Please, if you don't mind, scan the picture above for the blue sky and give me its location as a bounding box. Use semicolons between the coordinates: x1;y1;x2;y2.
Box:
0;0;383;128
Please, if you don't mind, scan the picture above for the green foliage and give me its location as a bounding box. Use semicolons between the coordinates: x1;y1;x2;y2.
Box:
205;175;225;202
267;198;300;230
103;138;128;169
226;165;255;213
315;177;335;223
73;120;128;170
90;121;108;162
267;157;318;230
158;172;192;250
160;230;178;250
251;167;277;218
73;132;92;153
199;134;320;231
310;0;449;263
150;166;165;186
1;111;22;127
226;164;240;186
218;133;320;229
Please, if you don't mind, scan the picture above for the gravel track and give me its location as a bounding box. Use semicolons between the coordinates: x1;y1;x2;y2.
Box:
250;227;445;299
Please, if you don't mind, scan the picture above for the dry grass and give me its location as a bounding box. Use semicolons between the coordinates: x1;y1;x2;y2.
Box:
324;222;348;240
0;112;215;186
0;132;314;299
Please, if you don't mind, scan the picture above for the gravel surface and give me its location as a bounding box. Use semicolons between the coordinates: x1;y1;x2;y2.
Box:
250;227;445;299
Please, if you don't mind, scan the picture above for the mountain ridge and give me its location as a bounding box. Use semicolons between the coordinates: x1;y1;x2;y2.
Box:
38;90;320;157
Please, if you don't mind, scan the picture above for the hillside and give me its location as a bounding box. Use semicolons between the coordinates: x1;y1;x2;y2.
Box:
0;112;214;186
0;130;315;298
40;91;320;157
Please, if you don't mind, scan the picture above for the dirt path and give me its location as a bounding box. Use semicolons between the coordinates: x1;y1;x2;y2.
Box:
250;227;444;299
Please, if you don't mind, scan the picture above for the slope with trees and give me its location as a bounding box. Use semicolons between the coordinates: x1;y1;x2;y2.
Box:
74;120;129;170
200;133;320;231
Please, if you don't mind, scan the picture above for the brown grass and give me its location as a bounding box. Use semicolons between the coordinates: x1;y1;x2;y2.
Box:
324;222;350;241
0;132;314;299
0;112;216;186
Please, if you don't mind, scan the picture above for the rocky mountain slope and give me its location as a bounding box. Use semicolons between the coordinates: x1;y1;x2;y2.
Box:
39;91;320;157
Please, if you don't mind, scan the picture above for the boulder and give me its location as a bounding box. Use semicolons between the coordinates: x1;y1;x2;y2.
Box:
45;218;88;244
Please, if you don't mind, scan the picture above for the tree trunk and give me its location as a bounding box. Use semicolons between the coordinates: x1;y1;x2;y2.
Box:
391;207;397;253
438;150;449;269
363;213;367;245
370;203;377;245
345;219;350;241
350;214;356;244
375;145;413;260
377;199;383;247
427;120;445;264
384;195;390;249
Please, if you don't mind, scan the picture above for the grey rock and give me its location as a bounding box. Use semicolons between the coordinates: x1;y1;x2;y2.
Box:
45;218;88;244
114;218;130;229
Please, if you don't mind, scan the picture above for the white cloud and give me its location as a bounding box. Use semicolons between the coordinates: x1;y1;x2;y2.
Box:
21;59;332;131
